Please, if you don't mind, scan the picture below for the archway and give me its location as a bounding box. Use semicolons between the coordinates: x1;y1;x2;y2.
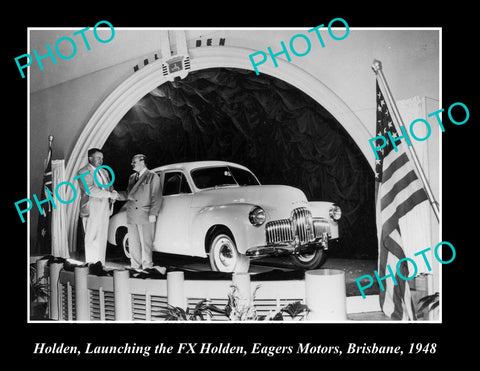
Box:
104;66;376;258
65;45;375;254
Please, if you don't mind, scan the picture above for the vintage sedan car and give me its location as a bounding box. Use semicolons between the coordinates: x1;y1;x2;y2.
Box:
107;161;341;273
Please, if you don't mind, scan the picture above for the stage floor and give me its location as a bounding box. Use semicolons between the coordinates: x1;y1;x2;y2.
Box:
91;246;380;298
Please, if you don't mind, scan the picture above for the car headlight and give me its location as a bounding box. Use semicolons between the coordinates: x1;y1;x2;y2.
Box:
329;204;342;221
249;206;266;226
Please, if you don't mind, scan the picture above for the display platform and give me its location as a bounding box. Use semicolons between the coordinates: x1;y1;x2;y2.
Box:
30;255;384;322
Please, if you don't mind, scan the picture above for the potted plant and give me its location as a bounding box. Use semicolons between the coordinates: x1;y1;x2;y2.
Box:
30;263;49;320
417;292;439;316
162;284;310;321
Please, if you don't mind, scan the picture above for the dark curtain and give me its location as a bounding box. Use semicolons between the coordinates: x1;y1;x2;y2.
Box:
103;68;377;259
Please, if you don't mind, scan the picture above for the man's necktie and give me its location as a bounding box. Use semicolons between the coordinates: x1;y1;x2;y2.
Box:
97;168;108;186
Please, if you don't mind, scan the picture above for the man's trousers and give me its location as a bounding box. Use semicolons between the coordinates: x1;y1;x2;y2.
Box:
127;223;155;269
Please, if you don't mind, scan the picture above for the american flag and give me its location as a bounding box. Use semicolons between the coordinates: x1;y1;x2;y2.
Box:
374;81;429;320
36;136;53;255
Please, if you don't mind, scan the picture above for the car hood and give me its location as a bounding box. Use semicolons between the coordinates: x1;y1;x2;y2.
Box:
191;184;309;213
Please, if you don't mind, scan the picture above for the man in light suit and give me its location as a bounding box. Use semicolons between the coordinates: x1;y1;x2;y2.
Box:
77;148;118;265
118;154;162;270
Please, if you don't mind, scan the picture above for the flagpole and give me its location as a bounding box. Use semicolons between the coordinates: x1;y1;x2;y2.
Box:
44;135;54;169
371;59;440;223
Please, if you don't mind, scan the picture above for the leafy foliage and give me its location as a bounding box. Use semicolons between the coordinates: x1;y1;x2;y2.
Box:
30;263;50;320
417;292;439;313
162;284;310;321
30;263;49;302
162;299;225;321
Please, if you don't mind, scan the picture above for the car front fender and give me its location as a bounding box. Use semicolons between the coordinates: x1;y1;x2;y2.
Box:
308;201;339;239
190;203;266;255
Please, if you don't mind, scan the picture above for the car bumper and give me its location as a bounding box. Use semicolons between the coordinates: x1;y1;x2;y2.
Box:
246;233;332;259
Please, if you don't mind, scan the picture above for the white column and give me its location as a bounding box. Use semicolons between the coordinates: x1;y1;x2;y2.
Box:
74;266;90;321
174;30;188;56
160;31;171;59
48;262;63;320
305;269;347;321
427;273;435;321
232;273;251;304
167;271;185;309
114;269;131;321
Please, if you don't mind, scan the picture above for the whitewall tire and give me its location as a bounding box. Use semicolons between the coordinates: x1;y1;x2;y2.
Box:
208;231;250;273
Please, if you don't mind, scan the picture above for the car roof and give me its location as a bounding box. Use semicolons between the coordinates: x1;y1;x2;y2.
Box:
152;160;251;173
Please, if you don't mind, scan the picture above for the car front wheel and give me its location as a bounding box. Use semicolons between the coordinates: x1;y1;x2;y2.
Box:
208;231;250;273
290;249;326;270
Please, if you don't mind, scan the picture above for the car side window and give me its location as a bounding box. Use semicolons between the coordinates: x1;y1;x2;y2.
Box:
163;171;192;196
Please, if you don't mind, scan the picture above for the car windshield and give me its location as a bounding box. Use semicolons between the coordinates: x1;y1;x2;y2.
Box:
191;166;260;189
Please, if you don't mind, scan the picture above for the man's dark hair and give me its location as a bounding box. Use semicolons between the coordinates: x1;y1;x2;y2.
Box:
88;148;103;158
133;154;148;166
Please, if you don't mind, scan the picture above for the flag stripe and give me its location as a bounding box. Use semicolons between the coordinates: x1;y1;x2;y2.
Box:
382;152;409;183
381;231;405;261
381;177;425;225
380;153;418;196
381;169;419;210
382;189;428;240
379;244;415;320
391;274;406;319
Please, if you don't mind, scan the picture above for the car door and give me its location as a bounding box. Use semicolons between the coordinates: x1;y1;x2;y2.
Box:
153;170;194;255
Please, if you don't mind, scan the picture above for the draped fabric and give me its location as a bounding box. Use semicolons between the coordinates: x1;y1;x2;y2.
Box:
51;159;70;258
103;68;376;258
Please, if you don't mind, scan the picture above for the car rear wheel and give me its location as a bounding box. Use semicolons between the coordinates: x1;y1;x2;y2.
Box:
290;249;326;270
208;231;250;273
115;227;131;259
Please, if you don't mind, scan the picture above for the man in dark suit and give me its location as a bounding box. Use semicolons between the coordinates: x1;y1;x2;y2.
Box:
118;154;162;270
77;148;118;265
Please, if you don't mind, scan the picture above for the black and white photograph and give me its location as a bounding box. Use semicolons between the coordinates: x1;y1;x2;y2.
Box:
9;7;474;364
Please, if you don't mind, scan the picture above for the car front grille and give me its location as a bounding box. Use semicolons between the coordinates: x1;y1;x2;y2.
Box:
312;218;330;237
266;207;328;245
265;219;294;245
291;207;315;244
